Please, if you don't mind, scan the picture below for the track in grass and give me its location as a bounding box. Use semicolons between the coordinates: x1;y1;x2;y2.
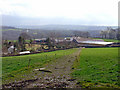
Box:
2;48;82;88
2;48;77;84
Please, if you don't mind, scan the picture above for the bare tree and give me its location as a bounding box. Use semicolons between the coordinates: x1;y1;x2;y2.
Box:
19;32;31;40
73;31;90;38
100;30;107;39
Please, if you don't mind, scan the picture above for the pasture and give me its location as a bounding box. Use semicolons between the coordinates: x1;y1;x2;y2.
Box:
103;39;119;43
2;48;77;84
72;47;119;88
92;38;119;43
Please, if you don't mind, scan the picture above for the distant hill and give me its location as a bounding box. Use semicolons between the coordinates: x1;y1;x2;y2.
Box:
1;25;118;40
1;25;118;31
17;25;117;31
0;26;17;29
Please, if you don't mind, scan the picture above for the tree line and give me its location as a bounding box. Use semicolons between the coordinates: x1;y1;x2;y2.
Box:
100;27;119;39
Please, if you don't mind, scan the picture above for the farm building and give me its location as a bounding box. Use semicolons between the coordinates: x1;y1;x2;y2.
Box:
34;38;47;43
19;51;30;54
77;41;114;47
55;37;73;43
72;37;115;47
55;39;64;43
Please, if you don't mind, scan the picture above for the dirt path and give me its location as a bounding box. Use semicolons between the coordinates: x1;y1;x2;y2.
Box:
25;48;81;88
3;48;82;88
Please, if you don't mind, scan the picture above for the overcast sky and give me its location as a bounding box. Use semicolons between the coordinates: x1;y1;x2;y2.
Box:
0;0;119;26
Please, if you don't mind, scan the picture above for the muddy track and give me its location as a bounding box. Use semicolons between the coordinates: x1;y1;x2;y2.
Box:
3;48;82;89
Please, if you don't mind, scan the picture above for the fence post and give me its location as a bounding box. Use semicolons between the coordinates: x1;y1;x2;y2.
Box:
28;59;31;67
46;55;47;60
55;54;56;59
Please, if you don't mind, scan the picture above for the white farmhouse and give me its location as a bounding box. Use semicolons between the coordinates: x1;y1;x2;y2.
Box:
8;46;14;54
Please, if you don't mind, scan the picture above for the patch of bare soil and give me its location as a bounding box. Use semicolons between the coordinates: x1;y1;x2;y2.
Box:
3;48;82;89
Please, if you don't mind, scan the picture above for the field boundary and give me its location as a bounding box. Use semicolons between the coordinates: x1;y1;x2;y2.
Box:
2;48;74;57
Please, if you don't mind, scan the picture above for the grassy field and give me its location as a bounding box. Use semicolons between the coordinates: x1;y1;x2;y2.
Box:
93;38;119;43
0;29;22;31
7;39;31;43
72;47;119;88
103;39;119;43
2;48;77;84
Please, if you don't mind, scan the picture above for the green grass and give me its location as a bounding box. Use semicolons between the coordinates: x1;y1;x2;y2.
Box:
93;38;119;43
0;29;22;31
7;40;31;43
72;47;119;88
103;39;119;43
2;48;77;84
